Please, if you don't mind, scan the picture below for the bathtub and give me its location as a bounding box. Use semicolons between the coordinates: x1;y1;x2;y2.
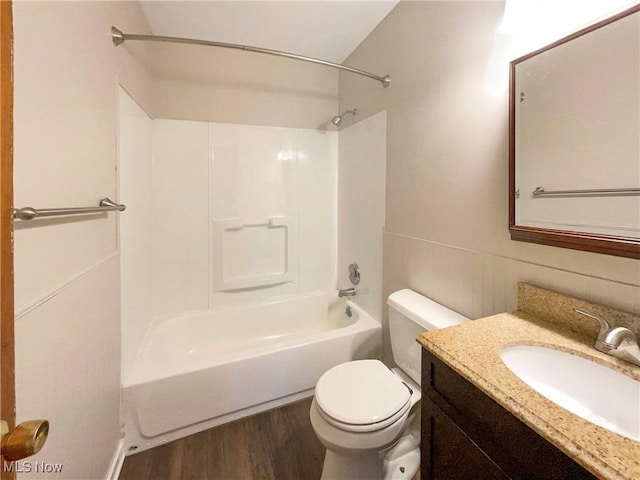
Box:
122;292;381;452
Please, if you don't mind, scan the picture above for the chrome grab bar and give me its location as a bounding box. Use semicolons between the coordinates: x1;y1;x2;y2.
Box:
13;197;126;221
532;186;640;197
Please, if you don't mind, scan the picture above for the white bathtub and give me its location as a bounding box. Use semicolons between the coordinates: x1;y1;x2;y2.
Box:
122;292;381;452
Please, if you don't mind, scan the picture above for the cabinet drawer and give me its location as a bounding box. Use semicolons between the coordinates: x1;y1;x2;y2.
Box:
422;348;596;480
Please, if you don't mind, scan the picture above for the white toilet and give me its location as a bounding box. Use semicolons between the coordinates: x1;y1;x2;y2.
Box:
310;289;469;480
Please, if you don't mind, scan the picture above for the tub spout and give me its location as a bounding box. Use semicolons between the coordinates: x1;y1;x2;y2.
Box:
338;288;356;298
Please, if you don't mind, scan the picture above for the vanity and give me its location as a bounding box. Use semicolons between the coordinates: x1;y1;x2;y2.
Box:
418;283;640;480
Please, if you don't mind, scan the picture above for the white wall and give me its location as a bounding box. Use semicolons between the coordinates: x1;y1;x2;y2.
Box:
119;88;153;380
15;257;122;480
148;43;339;130
338;1;640;360
337;111;386;320
13;1;152;478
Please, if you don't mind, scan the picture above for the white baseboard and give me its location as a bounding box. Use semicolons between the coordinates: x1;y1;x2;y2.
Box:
105;439;126;480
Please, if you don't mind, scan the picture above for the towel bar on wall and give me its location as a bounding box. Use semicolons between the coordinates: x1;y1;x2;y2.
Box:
532;186;640;197
13;197;126;221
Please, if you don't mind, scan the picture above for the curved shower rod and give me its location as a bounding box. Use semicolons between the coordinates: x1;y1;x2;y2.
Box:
111;27;391;88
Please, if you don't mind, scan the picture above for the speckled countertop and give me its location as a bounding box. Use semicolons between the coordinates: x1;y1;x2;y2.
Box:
417;284;640;480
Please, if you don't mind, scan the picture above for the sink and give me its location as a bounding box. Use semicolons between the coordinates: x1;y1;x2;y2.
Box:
500;345;640;441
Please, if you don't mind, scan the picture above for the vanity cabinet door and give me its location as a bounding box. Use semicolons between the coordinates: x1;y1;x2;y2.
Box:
422;396;510;480
421;349;597;480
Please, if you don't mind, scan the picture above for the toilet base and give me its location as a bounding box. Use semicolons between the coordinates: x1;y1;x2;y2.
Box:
319;439;420;480
319;408;421;480
381;433;420;480
321;450;381;480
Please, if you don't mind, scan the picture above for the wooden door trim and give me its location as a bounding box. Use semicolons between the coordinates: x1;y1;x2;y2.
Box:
0;0;16;468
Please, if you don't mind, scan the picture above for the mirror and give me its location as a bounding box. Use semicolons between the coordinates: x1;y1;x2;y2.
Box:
509;5;640;259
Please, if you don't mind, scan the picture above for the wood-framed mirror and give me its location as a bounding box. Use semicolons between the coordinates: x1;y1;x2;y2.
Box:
509;4;640;259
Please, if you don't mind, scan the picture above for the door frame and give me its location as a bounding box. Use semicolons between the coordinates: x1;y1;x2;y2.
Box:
0;1;16;478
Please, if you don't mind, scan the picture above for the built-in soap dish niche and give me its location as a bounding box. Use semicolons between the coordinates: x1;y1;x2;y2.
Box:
212;217;297;291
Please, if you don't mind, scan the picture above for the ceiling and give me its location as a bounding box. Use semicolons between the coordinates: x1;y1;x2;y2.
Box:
139;1;399;64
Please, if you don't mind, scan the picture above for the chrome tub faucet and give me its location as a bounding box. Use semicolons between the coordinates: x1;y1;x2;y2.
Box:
338;288;356;298
576;309;640;367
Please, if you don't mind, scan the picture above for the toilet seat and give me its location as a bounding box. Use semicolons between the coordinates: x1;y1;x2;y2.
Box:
315;360;412;433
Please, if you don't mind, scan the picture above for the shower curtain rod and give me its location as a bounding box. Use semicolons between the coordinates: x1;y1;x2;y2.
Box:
111;27;391;88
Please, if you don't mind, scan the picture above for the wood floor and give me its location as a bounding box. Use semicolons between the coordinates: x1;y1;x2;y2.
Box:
120;398;420;480
119;398;326;480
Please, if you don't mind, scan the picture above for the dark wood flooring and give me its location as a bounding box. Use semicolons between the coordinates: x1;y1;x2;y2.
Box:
119;398;326;480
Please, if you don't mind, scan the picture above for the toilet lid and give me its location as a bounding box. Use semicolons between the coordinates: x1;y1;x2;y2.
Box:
315;360;411;426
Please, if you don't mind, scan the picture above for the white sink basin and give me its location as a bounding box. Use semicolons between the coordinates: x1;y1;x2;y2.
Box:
500;345;640;441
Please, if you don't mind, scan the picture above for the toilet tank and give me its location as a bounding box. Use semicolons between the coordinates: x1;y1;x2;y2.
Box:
387;289;469;385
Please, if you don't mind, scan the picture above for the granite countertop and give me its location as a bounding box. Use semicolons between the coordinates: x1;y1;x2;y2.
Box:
417;310;640;480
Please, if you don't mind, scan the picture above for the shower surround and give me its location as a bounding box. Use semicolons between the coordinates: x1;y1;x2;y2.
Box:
118;88;375;450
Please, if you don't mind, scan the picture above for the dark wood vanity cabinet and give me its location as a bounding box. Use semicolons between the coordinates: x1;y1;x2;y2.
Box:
420;349;597;480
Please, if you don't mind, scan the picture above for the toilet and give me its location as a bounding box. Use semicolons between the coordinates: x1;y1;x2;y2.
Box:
310;289;469;480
